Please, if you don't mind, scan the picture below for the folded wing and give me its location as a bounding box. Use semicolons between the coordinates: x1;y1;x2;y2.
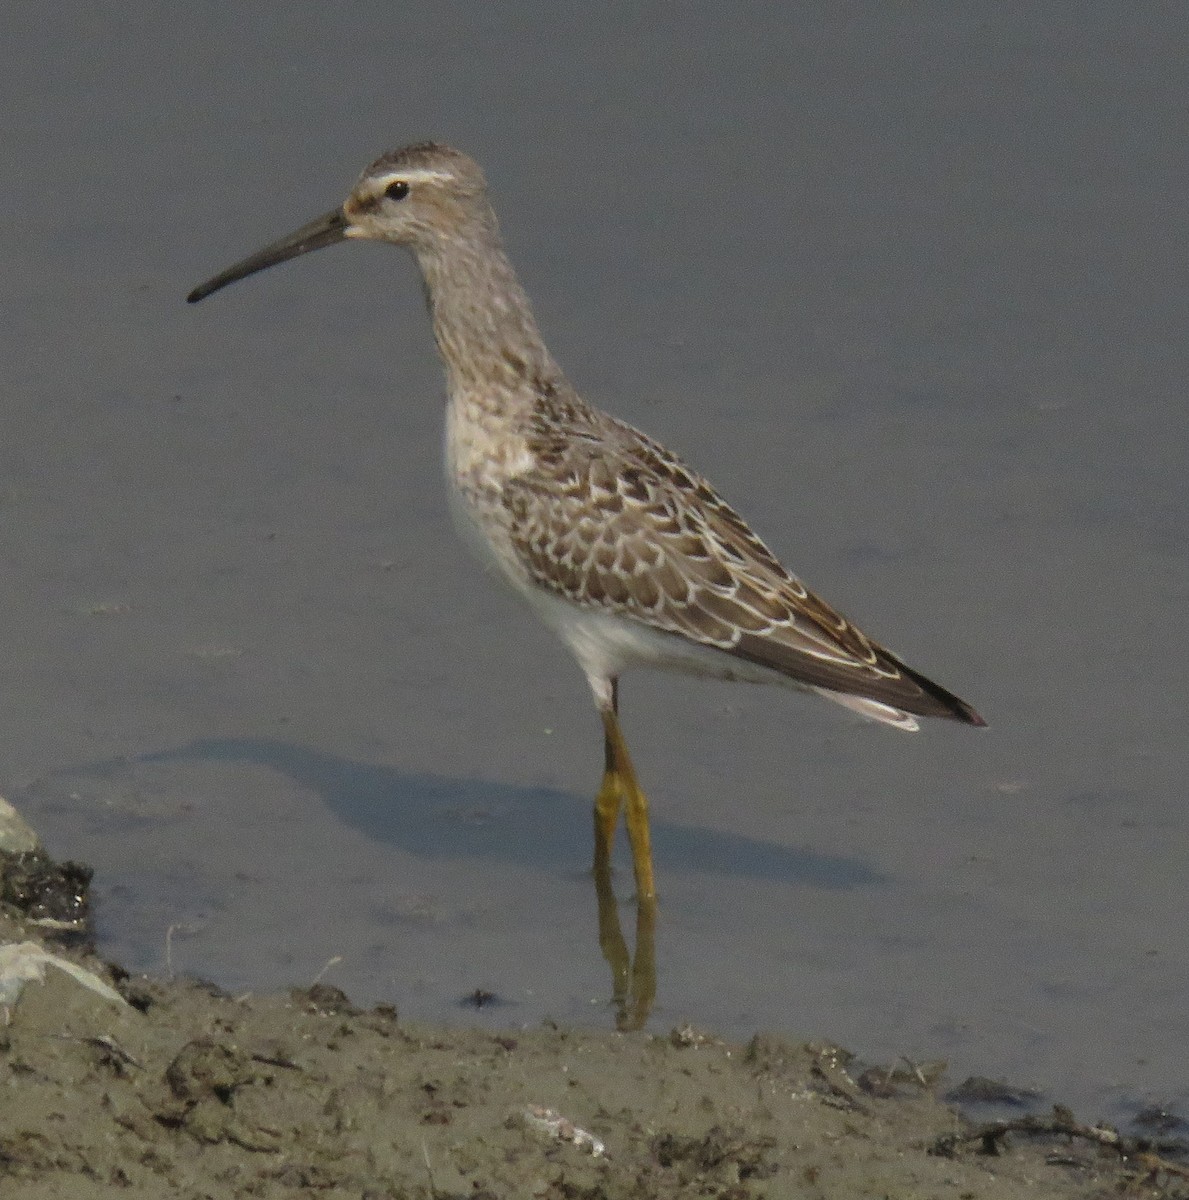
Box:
504;400;983;726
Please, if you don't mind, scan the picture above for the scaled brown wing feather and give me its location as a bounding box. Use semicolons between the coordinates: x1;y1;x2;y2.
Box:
504;402;972;721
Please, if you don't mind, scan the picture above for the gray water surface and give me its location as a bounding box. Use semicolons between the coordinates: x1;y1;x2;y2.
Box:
4;5;1188;1124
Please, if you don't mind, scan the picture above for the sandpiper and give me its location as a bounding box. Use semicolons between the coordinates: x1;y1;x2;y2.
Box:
188;142;985;904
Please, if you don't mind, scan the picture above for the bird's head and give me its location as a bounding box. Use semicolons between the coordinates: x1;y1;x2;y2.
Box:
187;142;490;303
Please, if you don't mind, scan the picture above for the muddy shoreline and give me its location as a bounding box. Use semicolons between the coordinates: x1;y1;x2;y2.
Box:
2;833;1187;1198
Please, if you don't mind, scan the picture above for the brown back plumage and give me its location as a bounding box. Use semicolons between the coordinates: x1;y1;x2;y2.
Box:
505;390;983;724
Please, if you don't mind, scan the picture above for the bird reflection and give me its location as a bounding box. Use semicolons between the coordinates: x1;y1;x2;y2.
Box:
593;861;657;1030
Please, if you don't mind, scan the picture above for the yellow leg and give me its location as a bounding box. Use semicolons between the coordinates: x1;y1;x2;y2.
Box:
590;679;659;1028
595;700;657;902
592;724;624;882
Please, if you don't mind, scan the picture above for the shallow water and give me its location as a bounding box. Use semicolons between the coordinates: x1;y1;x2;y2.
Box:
4;4;1188;1125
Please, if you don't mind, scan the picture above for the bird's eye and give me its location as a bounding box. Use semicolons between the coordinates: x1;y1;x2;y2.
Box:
384;180;410;201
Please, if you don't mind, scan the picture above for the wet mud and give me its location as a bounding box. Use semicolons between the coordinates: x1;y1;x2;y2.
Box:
2;843;1187;1199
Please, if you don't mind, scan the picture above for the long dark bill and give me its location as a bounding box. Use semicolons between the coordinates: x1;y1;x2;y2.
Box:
186;208;350;303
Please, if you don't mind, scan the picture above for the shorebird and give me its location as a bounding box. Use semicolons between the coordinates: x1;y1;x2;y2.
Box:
188;142;985;905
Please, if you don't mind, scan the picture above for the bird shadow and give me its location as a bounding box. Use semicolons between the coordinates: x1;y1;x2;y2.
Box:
112;735;886;892
32;734;886;1030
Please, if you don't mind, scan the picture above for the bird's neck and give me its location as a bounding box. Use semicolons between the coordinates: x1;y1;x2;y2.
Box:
414;215;560;405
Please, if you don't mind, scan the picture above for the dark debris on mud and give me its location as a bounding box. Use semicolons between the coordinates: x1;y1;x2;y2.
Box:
0;846;92;934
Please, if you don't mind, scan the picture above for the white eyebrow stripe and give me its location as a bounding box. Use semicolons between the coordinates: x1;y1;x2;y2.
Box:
373;168;453;187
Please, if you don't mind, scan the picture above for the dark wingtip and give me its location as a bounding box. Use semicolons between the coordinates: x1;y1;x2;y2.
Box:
890;654;987;728
925;685;987;729
931;688;987;728
185;286;206;304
